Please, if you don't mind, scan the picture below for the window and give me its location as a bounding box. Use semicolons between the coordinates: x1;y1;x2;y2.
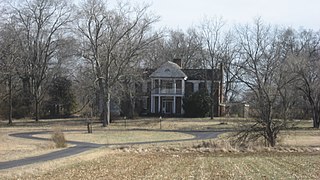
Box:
161;80;173;89
185;82;194;96
199;82;206;91
176;80;182;89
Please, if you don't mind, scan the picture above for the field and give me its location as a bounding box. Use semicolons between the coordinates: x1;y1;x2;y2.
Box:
30;151;320;180
1;117;320;179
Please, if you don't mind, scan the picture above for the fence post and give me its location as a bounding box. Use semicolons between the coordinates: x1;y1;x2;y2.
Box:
86;118;92;133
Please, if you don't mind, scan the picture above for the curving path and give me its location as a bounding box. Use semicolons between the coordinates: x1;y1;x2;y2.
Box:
0;129;224;170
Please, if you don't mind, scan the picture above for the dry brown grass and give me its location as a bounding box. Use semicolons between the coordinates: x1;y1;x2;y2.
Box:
0;147;113;180
2;139;320;180
111;117;241;131
34;129;194;144
1;118;320;179
0;127;57;162
191;139;320;154
24;150;320;180
279;130;320;147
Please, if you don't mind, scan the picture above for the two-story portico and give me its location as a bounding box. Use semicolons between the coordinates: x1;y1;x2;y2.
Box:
149;61;187;115
138;59;224;117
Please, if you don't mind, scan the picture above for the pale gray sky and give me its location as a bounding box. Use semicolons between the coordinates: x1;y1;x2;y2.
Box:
142;0;320;30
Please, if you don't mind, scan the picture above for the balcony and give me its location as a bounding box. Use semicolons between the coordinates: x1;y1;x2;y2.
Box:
152;88;183;95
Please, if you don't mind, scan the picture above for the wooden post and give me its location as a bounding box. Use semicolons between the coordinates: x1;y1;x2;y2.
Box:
87;118;92;133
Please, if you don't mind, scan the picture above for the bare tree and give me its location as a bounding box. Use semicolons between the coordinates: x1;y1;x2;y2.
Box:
234;18;292;147
0;21;22;124
143;37;167;68
287;30;320;128
165;29;203;68
198;17;225;118
77;0;159;126
143;28;202;69
116;63;143;119
72;64;97;116
218;31;242;103
8;0;74;121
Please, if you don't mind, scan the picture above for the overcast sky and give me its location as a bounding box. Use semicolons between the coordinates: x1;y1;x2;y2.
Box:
141;0;320;31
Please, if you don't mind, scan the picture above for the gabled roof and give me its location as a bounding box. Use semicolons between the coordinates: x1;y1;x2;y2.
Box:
149;61;187;78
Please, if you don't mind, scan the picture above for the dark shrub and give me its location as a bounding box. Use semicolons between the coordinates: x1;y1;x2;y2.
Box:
183;90;210;117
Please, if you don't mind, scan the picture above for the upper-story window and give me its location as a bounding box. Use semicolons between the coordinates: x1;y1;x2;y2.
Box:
151;79;183;95
161;80;173;89
154;79;159;88
199;82;206;91
176;80;182;89
185;82;194;96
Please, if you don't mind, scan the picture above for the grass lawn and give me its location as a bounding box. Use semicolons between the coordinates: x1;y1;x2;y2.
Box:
27;151;320;179
280;130;320;147
0;127;58;162
0;117;320;179
110;117;245;131
34;130;194;144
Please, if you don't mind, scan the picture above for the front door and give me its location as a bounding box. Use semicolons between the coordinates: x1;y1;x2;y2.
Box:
162;99;173;114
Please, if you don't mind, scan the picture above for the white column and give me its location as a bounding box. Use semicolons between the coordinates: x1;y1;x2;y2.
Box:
151;96;154;113
194;82;199;92
158;96;161;113
173;80;176;94
182;79;185;95
173;97;176;114
151;79;154;94
158;78;161;94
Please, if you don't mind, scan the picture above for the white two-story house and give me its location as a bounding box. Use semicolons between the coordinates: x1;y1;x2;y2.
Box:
141;59;224;116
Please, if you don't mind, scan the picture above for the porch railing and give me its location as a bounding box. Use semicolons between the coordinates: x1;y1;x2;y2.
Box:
152;88;183;95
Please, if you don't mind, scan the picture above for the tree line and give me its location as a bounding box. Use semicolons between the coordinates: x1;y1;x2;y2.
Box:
0;0;320;146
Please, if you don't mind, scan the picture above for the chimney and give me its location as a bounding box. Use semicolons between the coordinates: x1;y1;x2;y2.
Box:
173;58;182;68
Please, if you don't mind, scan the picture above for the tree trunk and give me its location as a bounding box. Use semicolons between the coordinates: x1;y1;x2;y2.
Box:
8;76;13;125
97;78;107;127
312;107;320;128
35;97;39;122
210;81;215;119
99;96;106;127
99;77;110;127
105;69;111;126
106;92;110;125
266;122;276;147
210;100;214;119
101;107;107;127
129;93;135;119
33;81;40;122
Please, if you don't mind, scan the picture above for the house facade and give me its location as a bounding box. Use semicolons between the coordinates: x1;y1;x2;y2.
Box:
140;59;224;117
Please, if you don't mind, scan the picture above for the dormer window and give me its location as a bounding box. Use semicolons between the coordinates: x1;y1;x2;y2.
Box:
165;69;170;72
